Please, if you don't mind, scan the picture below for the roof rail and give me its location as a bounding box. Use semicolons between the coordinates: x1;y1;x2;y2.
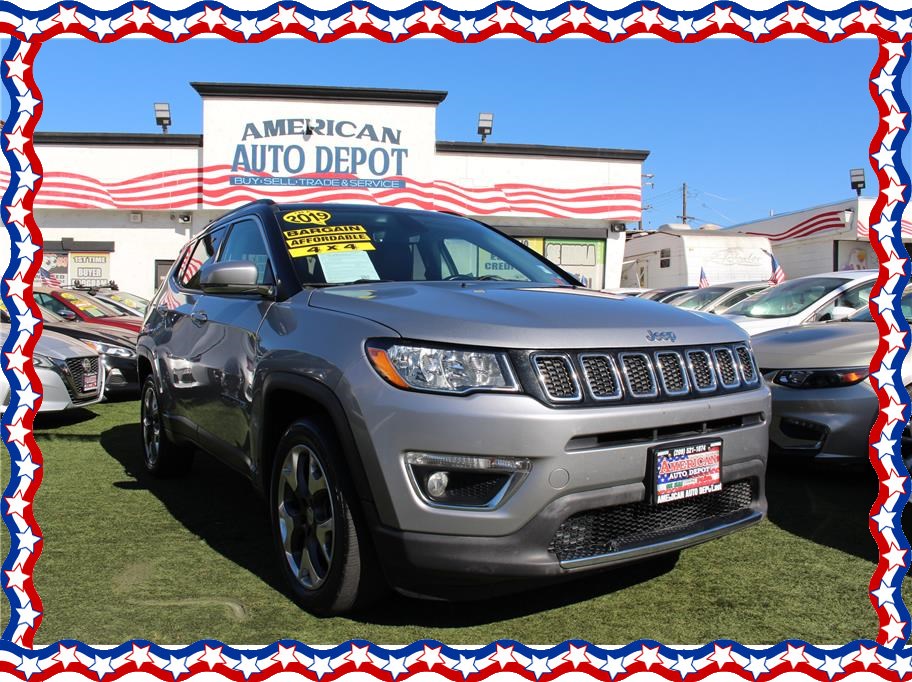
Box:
210;199;277;224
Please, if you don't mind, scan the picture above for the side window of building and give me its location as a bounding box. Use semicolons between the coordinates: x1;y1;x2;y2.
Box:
178;228;227;290
218;219;274;285
659;248;671;268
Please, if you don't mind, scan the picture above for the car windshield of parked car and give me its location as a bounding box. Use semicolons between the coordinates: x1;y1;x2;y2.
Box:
282;207;573;287
102;291;149;314
724;277;849;319
675;286;732;310
848;291;912;323
55;291;127;318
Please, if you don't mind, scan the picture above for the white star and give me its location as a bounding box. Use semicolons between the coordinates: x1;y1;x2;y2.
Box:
234;655;260;679
884;615;908;644
671;655;697;677
16;656;40;679
309;656;334;680
88;656;113;680
417;6;444;30
884;471;908;495
17;310;39;335
709;6;734;29
5;491;29;518
855;6;879;29
821;15;844;40
5;350;28;374
746;15;768;40
672;15;696;38
884;543;908;569
782;4;807;28
15;237;38;262
200;6;226;30
128;5;153;29
872;503;896;532
884;108;907;133
563;5;590;29
884;42;907;58
345;644;371;669
17;165;40;192
17;91;41;117
16;17;42;40
4;55;29;81
638;645;664;669
491;644;515;668
455;655;478;679
308;16;334;40
6;274;29;301
891;15;912;39
872;288;895;313
6;200;29;228
5;128;29;155
885;325;908;351
271;645;296;669
166;15;190;40
565;644;589;668
526;655;552;680
6;566;29;591
884;397;907;426
273;5;300;28
873;218;897;239
382;16;409;40
418;645;444;669
873;143;897;170
381;656;408;680
527;15;552;40
54;5;81;28
16;526;40;552
745;656;769;679
598;654;627;679
708;645;735;667
16;385;40;412
821;655;844;679
492;5;516;28
873;69;896;94
602;16;626;38
891;654;912;677
637;6;662;30
17;454;40;480
235;15;261;40
872;579;896;606
874;434;897;458
200;645;225;670
884;179;907;207
454;15;478;39
126;644;153;667
16;601;40;629
89;16;114;40
52;644;80;669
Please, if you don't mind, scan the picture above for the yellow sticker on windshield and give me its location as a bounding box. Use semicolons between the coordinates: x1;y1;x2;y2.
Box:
282;209;333;226
283;225;375;258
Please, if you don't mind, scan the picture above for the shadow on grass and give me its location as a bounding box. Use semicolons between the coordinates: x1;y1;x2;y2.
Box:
34;407;97;430
99;422;679;626
765;458;912;563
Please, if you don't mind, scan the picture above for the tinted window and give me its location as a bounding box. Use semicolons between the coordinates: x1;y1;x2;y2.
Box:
178;228;227;290
725;277;852;319
218;219;274;285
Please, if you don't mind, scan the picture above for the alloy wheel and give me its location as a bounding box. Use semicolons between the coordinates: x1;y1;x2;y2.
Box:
141;383;161;468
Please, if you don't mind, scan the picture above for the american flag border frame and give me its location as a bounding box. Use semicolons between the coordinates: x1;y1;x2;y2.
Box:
0;1;909;678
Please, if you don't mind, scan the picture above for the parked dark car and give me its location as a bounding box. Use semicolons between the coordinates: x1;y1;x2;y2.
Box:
639;286;698;303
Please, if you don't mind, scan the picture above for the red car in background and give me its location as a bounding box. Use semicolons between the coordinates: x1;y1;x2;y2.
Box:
34;287;143;333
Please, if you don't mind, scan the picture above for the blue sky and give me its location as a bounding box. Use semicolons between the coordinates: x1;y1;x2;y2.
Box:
3;36;900;227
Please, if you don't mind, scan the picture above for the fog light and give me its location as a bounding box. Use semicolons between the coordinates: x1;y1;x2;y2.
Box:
426;471;449;499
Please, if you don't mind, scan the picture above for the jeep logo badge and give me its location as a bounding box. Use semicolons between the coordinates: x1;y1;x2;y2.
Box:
646;330;677;342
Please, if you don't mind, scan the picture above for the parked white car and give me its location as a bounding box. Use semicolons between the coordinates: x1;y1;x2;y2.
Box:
721;270;877;335
0;324;104;414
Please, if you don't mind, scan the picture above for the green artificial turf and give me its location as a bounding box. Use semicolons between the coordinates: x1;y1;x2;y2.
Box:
18;400;906;644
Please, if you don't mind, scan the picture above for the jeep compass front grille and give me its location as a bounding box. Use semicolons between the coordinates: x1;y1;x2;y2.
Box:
548;479;756;563
526;343;759;406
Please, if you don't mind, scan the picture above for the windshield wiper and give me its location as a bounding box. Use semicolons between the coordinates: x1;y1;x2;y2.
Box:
304;279;394;288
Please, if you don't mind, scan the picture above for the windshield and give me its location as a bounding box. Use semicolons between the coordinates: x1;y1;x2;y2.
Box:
101;291;149;314
281;207;573;287
56;291;127;318
676;286;732;310
849;291;912;323
724;277;849;319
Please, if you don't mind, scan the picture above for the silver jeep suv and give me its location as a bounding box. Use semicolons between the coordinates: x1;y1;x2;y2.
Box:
138;201;769;614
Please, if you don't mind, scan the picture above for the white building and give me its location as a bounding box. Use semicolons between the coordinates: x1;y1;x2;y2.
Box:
5;82;649;297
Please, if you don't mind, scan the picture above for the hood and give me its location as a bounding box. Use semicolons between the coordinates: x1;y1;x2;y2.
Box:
96;316;142;332
45;320;138;348
751;321;876;370
29;327;98;360
308;282;748;349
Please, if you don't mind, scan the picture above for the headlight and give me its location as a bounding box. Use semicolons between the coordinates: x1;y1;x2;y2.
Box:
365;340;518;394
33;353;53;368
81;339;135;358
767;367;869;388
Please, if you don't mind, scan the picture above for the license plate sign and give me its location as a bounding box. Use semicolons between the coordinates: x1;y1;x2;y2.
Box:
83;373;97;392
653;439;722;504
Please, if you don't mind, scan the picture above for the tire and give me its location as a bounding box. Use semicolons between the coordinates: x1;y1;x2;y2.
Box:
140;376;194;476
269;418;384;615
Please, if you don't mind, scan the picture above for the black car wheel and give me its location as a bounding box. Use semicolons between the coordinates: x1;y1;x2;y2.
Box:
140;376;193;476
270;418;383;615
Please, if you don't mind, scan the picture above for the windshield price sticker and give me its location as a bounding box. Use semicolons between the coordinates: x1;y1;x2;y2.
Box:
283;225;376;257
653;440;722;505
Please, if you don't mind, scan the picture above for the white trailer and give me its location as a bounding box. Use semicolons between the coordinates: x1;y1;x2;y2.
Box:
621;225;774;288
723;197;907;278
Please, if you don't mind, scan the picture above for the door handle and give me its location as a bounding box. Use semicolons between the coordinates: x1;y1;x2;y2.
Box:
191;311;208;325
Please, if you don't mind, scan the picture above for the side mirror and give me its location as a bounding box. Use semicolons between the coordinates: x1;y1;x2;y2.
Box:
58;309;78;322
831;305;857;321
200;261;274;297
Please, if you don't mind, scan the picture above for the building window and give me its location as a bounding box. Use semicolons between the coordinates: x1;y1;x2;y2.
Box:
660;248;671;268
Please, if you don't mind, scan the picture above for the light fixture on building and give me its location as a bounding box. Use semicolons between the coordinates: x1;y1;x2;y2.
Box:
841;208;855;226
849;168;866;196
176;213;192;224
154;102;172;134
477;112;494;143
609;223;626;233
129;212;142;224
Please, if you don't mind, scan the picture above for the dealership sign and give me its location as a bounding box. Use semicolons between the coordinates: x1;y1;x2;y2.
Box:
230;116;408;188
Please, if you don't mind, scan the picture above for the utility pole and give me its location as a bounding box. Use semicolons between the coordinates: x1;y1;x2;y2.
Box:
681;182;689;225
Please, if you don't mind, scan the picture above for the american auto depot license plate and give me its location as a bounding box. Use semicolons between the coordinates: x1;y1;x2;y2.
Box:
652;439;722;504
83;372;97;392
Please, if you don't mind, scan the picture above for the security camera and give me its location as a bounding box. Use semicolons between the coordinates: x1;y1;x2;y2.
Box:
177;214;192;224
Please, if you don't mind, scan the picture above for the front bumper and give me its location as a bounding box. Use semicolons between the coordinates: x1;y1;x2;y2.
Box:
767;380;876;460
102;356;140;396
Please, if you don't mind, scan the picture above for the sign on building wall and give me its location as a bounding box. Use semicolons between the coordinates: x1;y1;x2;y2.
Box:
43;252;112;287
544;239;606;289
